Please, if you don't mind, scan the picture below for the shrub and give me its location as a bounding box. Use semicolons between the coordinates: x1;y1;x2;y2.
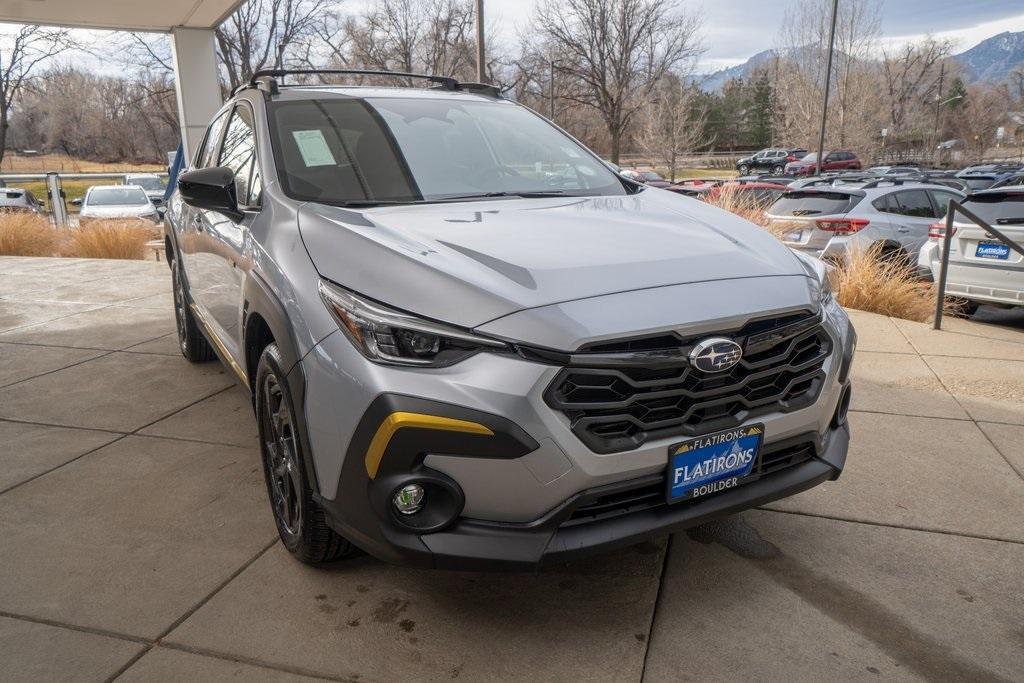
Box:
830;245;943;323
0;212;59;256
63;220;152;260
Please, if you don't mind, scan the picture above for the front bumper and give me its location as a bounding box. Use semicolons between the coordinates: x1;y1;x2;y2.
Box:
299;299;855;570
320;420;848;571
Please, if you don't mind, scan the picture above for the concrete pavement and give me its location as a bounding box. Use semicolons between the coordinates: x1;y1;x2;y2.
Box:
1;256;1022;681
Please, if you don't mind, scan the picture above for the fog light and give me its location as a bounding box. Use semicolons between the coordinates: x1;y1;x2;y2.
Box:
392;484;425;515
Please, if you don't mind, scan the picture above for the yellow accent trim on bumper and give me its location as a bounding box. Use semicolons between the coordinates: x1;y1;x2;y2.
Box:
365;412;493;479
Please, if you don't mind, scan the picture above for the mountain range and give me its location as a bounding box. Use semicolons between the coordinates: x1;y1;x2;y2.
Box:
696;30;1024;93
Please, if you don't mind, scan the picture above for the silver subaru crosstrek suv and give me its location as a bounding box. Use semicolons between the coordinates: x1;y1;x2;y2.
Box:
165;70;855;570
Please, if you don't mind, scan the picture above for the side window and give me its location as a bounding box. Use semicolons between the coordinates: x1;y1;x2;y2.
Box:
872;193;894;214
894;190;934;218
199;110;230;168
218;105;259;208
930;191;959;218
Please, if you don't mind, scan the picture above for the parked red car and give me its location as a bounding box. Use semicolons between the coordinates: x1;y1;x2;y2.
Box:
784;150;861;176
702;181;788;206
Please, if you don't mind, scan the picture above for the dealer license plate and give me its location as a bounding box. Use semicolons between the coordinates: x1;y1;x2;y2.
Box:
666;425;764;503
976;242;1009;260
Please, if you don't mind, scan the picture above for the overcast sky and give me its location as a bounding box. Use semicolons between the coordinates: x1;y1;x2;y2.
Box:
487;0;1024;73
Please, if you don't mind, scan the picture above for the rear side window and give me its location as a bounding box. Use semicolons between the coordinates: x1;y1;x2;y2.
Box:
963;177;995;190
770;191;861;216
929;191;960;217
962;193;1024;225
894;190;935;218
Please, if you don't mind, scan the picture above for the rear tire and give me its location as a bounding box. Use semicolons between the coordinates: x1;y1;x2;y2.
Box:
771;165;784;175
255;343;356;565
170;256;216;363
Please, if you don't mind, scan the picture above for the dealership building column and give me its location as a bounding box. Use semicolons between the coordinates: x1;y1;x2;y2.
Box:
170;27;222;161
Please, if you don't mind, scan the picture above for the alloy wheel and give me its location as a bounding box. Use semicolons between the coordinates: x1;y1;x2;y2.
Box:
261;373;303;540
172;266;188;354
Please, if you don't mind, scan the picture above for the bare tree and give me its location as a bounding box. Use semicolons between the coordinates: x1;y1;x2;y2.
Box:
638;75;710;180
774;0;881;152
530;0;703;163
880;38;955;139
338;0;477;82
0;26;75;164
216;0;336;91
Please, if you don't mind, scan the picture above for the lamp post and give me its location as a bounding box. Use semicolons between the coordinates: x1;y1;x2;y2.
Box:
933;93;963;158
814;0;839;177
475;0;486;83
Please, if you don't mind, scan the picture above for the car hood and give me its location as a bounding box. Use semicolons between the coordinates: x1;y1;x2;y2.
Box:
297;189;806;329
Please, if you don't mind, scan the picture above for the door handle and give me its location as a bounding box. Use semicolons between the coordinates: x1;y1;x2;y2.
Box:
192;214;203;231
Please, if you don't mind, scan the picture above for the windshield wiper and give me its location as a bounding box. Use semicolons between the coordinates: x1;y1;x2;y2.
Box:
435;190;570;201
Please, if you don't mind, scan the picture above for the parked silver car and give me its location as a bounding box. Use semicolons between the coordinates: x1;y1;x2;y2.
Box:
124;173;168;208
165;69;855;570
0;187;45;214
767;180;964;263
76;185;160;223
918;188;1024;311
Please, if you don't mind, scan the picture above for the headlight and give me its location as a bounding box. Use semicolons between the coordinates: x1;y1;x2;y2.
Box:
790;249;834;305
318;280;510;367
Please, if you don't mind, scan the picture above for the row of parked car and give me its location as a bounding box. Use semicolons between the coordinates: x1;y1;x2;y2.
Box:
620;160;1024;313
0;173;167;223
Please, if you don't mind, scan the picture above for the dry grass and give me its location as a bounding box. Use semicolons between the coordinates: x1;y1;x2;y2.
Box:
0;153;162;174
702;186;776;228
831;246;943;322
62;220;155;260
0;212;59;256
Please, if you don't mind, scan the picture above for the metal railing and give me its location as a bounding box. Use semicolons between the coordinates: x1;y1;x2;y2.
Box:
933;199;1024;329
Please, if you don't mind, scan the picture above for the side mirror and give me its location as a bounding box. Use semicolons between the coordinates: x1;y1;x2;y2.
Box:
71;198;83;206
177;166;242;221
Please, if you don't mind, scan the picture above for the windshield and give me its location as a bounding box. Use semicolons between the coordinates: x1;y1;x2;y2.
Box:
129;177;165;192
267;96;627;205
87;187;149;206
642;171;663;181
800;153;819;163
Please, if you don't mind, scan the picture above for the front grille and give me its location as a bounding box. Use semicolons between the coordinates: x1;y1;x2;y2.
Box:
545;311;832;453
562;440;817;527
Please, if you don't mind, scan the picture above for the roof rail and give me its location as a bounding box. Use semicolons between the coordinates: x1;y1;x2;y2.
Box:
241;69;475;96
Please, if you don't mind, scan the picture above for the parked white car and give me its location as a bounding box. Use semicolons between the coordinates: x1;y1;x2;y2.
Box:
919;188;1024;312
124;173;167;208
76;185;160;223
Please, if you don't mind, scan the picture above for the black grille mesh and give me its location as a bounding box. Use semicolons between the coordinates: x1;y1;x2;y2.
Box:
545;311;831;453
563;440;817;527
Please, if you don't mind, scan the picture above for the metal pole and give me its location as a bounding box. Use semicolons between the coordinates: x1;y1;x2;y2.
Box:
933;201;956;330
475;0;486;83
549;59;556;120
815;0;839;176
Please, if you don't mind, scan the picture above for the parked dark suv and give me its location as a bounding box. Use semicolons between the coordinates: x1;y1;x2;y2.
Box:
736;148;808;175
786;151;861;176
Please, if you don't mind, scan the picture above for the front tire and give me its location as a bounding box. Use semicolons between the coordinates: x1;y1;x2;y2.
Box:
255;344;355;564
170;256;216;362
738;164;749;175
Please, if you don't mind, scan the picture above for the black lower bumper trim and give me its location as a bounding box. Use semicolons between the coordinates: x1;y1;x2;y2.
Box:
332;420;849;571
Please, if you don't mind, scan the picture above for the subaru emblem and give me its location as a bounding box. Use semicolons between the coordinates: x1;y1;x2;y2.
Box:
689;337;743;373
